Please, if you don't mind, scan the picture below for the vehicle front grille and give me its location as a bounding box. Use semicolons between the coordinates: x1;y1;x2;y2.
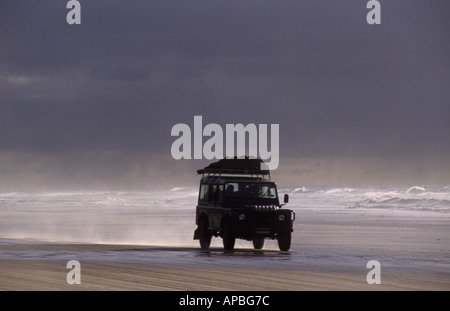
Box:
253;210;276;227
254;205;279;212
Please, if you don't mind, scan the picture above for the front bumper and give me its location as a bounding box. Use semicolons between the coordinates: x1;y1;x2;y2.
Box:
230;209;295;240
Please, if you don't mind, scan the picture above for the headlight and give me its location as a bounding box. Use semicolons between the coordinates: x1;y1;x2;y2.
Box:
278;214;285;222
239;213;246;221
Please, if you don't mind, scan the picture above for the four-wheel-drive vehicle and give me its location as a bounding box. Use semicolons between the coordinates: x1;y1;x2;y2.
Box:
193;157;295;251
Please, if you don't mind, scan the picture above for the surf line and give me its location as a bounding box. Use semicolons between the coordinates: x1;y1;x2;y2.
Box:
170;115;279;170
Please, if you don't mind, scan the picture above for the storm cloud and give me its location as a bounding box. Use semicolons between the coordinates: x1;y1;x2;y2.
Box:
0;0;449;189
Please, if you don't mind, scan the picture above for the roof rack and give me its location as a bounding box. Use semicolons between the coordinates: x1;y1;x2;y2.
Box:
197;157;271;179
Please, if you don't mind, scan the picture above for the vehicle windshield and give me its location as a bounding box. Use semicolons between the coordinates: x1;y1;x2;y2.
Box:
224;182;277;199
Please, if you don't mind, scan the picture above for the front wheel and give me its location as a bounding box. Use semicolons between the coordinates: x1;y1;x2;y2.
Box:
277;232;291;251
253;238;265;250
222;221;235;251
198;218;212;250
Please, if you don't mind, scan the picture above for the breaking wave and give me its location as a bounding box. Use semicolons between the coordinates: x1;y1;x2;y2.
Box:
285;185;450;214
406;186;426;193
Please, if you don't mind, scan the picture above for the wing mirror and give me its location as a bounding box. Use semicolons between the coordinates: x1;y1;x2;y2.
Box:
283;194;289;204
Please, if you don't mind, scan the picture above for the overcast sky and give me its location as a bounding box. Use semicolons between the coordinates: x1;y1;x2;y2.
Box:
0;0;449;189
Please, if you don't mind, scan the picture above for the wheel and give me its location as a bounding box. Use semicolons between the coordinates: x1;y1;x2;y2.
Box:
252;238;265;250
198;218;212;250
277;232;291;251
222;220;235;250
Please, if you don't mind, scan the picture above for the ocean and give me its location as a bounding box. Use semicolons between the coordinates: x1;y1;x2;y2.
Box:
0;185;448;244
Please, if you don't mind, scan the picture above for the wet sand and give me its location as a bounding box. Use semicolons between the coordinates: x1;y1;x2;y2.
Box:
2;187;449;291
1;242;449;291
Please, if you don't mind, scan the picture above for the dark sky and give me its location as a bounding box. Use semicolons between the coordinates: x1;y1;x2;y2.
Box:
0;0;449;189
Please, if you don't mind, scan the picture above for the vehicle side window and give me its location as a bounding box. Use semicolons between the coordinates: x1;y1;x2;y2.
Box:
211;185;217;202
225;183;238;196
199;184;210;202
218;185;224;202
211;184;224;204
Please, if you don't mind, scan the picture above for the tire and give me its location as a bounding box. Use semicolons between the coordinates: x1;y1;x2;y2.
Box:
198;218;212;250
222;220;235;251
252;238;265;250
277;232;291;251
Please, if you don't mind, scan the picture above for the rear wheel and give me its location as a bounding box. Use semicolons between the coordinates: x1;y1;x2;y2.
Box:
198;218;212;250
222;220;235;250
277;232;291;251
252;238;265;250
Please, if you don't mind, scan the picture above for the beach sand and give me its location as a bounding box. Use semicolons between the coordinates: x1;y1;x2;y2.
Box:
1;239;449;291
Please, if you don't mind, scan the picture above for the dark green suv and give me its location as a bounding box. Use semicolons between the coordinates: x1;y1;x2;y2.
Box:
193;158;295;251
